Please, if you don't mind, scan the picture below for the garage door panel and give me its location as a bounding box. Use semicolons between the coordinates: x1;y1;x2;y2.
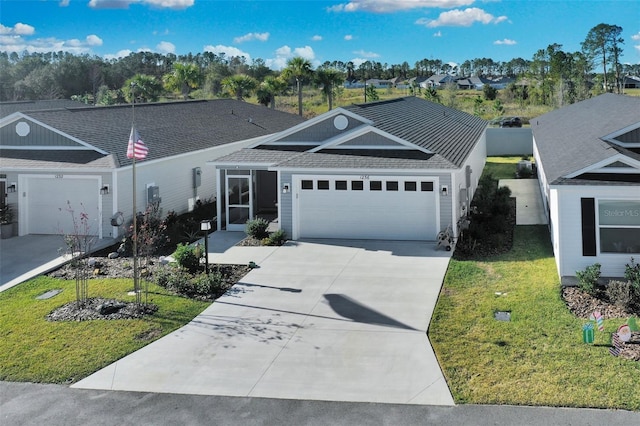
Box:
27;177;100;236
297;176;437;241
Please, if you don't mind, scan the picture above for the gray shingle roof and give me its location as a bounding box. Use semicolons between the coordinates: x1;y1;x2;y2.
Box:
0;150;116;169
531;93;640;185
343;96;487;168
7;99;304;167
273;151;456;170
0;99;87;117
211;148;456;171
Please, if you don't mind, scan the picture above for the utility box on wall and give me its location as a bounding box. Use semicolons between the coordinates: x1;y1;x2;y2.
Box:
193;167;202;188
147;185;161;205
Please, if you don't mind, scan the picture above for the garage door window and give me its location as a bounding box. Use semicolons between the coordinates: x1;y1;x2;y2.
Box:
351;181;364;191
386;181;398;191
421;182;434;192
301;180;313;190
318;180;330;190
404;181;417;191
335;180;347;190
370;181;382;191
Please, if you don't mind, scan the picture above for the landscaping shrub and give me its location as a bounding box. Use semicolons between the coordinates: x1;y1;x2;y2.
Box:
154;267;191;293
173;243;202;273
454;172;515;259
190;271;224;297
154;268;224;298
246;218;270;240
265;229;287;246
606;280;633;309
575;263;601;296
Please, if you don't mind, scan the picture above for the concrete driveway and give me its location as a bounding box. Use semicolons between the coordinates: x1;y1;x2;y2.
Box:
73;238;454;406
0;235;115;291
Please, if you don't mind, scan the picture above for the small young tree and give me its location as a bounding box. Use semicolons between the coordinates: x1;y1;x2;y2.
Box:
60;201;95;308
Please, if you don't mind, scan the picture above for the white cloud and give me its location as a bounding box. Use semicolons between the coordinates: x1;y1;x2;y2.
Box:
494;38;516;45
353;49;380;58
344;34;353;40
328;0;473;13
433;31;442;37
0;30;103;55
632;32;640;41
59;0;70;6
88;0;194;9
0;23;35;35
233;32;270;43
350;57;366;67
416;8;507;27
104;49;133;60
203;44;251;60
86;35;103;46
312;35;323;41
156;41;175;53
265;45;317;70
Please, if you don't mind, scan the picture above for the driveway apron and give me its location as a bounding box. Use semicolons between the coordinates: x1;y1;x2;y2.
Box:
73;239;454;405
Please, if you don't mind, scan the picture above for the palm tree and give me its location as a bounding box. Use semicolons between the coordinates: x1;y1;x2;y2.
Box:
314;69;344;111
125;74;163;103
222;74;258;100
257;75;287;109
162;63;202;100
282;57;313;116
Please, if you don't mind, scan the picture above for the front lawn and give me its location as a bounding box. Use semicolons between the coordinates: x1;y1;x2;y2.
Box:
430;226;640;411
0;276;209;384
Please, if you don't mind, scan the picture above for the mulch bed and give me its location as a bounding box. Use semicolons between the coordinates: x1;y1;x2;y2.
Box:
46;255;251;321
562;286;640;361
47;298;158;322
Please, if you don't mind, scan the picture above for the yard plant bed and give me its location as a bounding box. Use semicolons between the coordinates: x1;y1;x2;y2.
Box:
47;255;251;301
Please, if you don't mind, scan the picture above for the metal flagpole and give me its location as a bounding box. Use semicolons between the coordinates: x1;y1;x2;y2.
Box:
131;83;140;305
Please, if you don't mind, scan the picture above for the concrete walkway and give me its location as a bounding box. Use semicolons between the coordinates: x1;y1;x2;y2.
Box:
74;239;454;406
499;179;548;225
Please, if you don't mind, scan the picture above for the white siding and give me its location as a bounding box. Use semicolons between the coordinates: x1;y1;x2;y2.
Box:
114;139;256;237
553;184;640;278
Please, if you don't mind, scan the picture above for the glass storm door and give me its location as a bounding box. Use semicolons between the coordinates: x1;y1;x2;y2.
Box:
226;175;252;231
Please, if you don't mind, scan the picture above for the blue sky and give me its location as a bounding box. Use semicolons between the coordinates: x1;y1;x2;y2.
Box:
1;0;639;70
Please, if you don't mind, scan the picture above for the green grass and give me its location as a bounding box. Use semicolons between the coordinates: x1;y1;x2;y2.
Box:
0;276;209;384
483;156;532;180
430;226;640;411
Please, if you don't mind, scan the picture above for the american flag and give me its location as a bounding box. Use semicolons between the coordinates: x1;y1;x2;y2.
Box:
127;126;148;160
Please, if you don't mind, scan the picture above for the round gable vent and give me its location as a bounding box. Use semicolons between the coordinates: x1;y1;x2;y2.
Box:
16;121;30;137
333;115;348;130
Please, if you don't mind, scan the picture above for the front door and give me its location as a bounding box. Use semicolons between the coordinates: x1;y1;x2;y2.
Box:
225;174;252;231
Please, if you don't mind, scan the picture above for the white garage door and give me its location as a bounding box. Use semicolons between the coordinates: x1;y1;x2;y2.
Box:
25;176;100;236
295;175;438;240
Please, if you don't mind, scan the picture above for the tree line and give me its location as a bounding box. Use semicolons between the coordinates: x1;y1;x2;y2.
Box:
0;23;636;115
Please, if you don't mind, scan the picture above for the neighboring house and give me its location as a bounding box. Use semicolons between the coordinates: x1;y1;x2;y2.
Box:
531;93;640;280
487;76;516;90
623;76;640;89
211;96;488;241
424;74;458;89
457;76;490;90
457;76;515;90
343;80;365;89
408;76;429;88
0;99;304;240
364;79;393;89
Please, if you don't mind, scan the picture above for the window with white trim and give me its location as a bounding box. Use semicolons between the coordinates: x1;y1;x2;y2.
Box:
598;200;640;254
